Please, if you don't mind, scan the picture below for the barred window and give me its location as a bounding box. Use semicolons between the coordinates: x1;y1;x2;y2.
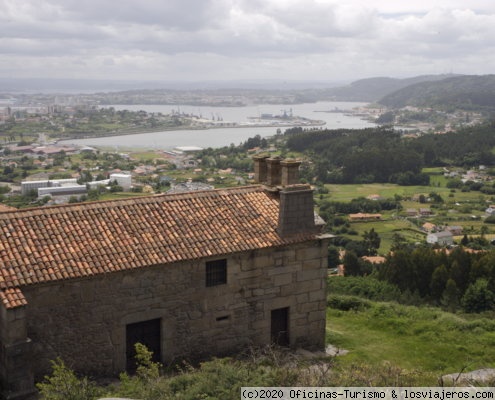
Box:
206;259;227;287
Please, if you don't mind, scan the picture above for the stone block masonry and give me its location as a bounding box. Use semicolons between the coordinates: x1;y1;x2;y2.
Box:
15;239;328;383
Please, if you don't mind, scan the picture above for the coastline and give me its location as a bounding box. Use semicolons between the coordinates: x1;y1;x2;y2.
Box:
57;118;327;141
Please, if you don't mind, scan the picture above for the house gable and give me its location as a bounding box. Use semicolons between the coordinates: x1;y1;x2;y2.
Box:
0;161;329;399
0;185;315;293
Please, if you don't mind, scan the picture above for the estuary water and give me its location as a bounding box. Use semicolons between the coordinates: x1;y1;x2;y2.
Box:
59;101;375;151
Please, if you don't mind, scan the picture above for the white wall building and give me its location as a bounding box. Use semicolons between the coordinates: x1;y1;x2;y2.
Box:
426;231;454;246
109;173;132;190
21;179;78;195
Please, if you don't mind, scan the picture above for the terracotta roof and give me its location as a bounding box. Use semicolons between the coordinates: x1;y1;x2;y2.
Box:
0;204;17;212
0;186;317;307
0;287;27;309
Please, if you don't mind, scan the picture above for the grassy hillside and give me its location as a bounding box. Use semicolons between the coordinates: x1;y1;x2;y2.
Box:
379;75;495;111
327;294;495;382
321;74;458;102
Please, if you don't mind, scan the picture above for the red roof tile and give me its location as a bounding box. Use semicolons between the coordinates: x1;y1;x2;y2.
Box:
0;287;27;309
0;186;316;298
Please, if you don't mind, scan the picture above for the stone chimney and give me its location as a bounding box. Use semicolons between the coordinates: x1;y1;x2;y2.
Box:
252;155;269;184
277;184;316;237
281;159;301;186
252;156;317;237
266;157;282;186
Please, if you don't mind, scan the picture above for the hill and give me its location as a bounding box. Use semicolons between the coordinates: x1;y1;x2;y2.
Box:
378;74;495;111
320;74;457;102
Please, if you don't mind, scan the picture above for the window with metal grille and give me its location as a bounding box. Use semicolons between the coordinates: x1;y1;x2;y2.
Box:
206;259;227;287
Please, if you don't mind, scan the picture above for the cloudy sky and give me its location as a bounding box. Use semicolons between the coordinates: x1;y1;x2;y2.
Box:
1;0;495;84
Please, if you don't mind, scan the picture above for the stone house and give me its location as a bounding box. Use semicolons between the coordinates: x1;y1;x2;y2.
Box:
445;225;463;236
348;213;382;221
419;208;433;216
406;208;418;217
426;231;454;246
0;156;329;399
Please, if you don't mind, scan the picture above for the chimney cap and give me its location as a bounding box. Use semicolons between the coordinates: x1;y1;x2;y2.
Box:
280;159;301;166
280;183;312;192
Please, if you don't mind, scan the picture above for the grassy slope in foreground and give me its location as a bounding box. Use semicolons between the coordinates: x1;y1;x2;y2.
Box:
327;293;495;385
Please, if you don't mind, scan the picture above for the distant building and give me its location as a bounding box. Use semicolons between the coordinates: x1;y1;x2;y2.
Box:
348;213;381;221
109;173;132;190
427;231;454;246
366;194;382;201
21;179;85;197
445;225;463;236
167;181;214;194
422;222;437;232
87;179;110;189
486;207;495;215
38;184;87;197
406;208;418;217
419;208;433;216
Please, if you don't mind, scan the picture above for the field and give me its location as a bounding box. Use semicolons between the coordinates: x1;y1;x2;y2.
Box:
344;220;424;253
322;182;488;204
326;291;495;384
319;181;495;252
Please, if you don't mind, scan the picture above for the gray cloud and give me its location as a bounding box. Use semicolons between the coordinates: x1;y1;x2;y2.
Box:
1;0;495;82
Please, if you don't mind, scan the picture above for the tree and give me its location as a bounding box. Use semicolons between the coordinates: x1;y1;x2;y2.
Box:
363;228;381;256
461;278;494;313
343;250;361;276
430;264;449;302
441;278;460;312
77;170;93;184
481;225;489;238
327;245;341;269
391;233;408;251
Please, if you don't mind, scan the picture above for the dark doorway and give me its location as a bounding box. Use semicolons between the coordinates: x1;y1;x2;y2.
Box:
126;318;161;373
271;307;289;346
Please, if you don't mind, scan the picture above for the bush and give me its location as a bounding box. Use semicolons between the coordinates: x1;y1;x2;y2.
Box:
327;294;371;311
328;276;401;302
36;358;103;400
461;279;495;313
112;343;162;399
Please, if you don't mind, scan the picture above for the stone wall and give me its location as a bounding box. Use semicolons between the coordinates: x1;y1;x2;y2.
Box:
0;305;35;399
20;238;328;381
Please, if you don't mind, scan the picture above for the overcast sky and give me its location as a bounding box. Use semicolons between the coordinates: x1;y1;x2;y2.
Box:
1;0;495;84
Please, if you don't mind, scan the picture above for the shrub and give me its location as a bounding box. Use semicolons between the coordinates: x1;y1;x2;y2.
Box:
36;358;102;400
461;279;495;313
328;276;401;302
327;294;370;311
112;343;162;399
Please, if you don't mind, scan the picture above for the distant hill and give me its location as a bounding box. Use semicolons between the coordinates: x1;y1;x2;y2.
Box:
320;74;458;102
378;75;495;111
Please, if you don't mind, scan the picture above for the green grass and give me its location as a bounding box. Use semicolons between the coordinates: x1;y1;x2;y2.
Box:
326;299;495;382
343;219;424;254
319;181;495;248
323;182;490;204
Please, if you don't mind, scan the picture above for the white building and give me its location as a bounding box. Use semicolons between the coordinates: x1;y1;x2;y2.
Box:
109;173;132;190
21;179;79;195
426;231;454;246
87;179;110;190
38;185;87;197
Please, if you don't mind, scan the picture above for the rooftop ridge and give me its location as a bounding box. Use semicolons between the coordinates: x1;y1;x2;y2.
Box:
0;184;317;292
0;185;265;218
